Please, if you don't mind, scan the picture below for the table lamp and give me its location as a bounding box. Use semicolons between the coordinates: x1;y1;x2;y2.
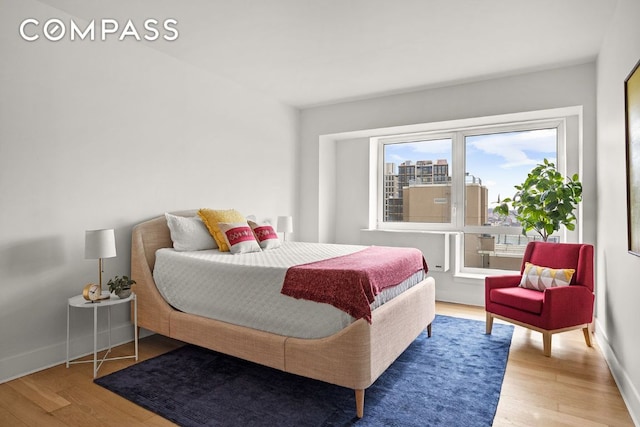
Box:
277;216;293;241
84;229;117;300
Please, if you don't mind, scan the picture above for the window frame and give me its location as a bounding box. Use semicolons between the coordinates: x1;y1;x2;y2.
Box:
375;116;571;274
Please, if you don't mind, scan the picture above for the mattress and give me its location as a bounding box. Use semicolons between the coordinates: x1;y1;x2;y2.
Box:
153;241;425;339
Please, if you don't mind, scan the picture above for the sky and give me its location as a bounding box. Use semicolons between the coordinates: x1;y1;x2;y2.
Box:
384;128;557;206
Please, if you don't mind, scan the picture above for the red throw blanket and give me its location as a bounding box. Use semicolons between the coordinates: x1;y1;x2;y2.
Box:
281;246;428;323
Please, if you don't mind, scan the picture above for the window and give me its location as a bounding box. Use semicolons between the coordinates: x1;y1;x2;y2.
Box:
383;137;452;223
377;117;569;273
462;127;559;272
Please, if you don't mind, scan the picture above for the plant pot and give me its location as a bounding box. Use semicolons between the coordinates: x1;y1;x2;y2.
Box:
116;289;132;299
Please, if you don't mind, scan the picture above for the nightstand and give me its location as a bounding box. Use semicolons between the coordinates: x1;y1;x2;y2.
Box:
66;291;138;378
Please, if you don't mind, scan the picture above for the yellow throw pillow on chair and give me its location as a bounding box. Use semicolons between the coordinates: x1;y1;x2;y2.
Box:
519;262;575;291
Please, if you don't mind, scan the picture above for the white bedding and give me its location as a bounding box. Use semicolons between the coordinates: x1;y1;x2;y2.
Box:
153;241;425;338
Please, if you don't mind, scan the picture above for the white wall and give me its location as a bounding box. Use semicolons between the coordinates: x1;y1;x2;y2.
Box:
299;63;597;305
596;0;640;422
0;0;298;381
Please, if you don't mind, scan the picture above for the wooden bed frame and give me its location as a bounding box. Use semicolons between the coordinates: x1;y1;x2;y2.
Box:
130;211;436;418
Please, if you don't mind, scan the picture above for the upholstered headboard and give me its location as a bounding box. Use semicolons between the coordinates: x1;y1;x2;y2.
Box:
131;210;197;272
130;209;197;335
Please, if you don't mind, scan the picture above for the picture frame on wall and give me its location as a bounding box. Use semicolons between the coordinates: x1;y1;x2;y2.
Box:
625;59;640;256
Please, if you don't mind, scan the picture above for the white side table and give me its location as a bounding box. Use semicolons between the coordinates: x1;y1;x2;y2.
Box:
66;291;138;378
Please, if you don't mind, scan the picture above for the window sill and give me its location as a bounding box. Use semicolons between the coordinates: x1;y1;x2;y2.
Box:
454;268;520;282
361;228;457;235
453;272;487;281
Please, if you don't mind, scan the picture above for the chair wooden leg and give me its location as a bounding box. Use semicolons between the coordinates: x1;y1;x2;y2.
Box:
485;312;494;334
355;389;364;418
427;322;432;337
583;327;593;347
542;332;552;357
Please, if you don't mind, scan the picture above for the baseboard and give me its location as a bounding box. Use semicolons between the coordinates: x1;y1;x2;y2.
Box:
594;317;640;426
0;324;147;384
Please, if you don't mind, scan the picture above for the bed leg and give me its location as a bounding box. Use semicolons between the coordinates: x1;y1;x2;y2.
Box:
427;322;432;337
355;389;364;418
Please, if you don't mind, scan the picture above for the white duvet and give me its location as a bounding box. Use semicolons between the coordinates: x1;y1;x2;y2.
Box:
153;241;424;339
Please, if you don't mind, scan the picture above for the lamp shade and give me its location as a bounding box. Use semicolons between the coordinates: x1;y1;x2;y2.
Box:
277;216;293;233
84;229;117;259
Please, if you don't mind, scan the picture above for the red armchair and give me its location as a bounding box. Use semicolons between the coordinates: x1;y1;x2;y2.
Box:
485;241;594;357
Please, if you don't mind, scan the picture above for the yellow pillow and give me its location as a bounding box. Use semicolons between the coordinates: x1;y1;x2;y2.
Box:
519;262;575;291
197;208;246;252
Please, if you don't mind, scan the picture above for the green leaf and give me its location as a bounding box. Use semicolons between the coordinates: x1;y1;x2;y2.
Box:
503;159;581;239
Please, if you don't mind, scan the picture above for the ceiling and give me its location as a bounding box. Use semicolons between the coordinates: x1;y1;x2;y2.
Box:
36;0;618;108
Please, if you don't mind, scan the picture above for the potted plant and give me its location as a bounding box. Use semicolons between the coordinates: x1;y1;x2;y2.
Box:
494;159;582;241
107;275;136;299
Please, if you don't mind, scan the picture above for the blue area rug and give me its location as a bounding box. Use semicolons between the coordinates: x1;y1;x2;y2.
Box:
95;315;513;426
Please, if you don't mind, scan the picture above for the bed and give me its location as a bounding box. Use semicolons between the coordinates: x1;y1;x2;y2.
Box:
130;210;436;418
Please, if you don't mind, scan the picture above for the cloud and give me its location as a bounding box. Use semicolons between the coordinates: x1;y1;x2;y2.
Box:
386;153;406;163
408;138;451;155
384;138;452;165
467;129;556;169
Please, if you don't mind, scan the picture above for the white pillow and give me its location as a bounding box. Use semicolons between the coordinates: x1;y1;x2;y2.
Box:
218;222;262;254
165;213;217;251
248;220;281;250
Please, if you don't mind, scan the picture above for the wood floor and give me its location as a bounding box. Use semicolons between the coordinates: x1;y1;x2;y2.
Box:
0;302;634;426
438;303;634;427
